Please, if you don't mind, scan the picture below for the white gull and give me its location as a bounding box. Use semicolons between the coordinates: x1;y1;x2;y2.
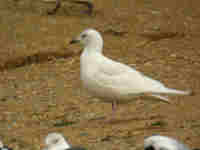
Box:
43;133;85;150
70;29;192;116
144;135;197;150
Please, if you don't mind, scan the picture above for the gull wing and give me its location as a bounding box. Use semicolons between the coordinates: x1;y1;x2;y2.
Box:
98;56;166;91
92;55;158;94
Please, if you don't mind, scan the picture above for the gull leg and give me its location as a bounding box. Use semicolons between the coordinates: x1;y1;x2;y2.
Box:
103;100;117;123
111;100;117;119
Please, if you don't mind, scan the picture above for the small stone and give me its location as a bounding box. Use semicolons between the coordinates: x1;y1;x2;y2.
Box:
43;0;57;3
144;62;152;66
80;132;89;137
170;54;177;58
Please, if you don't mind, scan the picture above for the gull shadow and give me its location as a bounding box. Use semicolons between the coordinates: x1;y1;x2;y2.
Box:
46;0;93;16
140;31;185;41
86;116;152;125
134;126;169;132
0;49;78;71
106;117;148;124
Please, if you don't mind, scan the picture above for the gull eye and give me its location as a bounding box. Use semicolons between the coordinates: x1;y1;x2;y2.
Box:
52;139;59;144
81;34;87;38
145;146;155;150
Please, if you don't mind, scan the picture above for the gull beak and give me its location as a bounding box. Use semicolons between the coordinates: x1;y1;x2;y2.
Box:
70;39;79;44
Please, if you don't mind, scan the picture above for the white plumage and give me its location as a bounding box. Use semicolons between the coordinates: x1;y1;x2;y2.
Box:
0;139;13;150
144;135;190;150
43;133;86;150
0;140;3;149
43;133;71;150
70;29;191;113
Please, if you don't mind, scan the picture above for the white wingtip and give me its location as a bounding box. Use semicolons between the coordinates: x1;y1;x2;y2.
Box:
162;88;193;96
151;94;171;104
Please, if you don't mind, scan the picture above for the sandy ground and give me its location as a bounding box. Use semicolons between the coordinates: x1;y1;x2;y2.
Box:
0;0;200;150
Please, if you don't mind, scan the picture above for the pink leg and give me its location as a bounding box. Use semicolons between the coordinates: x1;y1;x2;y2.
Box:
103;101;118;123
111;100;117;119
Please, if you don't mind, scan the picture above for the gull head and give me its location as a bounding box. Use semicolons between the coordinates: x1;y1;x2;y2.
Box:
144;135;189;150
70;29;103;53
44;133;71;150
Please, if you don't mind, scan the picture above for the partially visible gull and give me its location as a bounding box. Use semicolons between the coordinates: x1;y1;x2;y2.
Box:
70;28;192;117
43;133;86;150
0;140;13;150
144;135;199;150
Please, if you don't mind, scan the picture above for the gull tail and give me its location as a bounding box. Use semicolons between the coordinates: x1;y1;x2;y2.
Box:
150;88;194;104
160;88;193;95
